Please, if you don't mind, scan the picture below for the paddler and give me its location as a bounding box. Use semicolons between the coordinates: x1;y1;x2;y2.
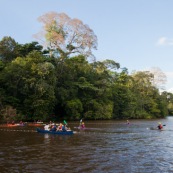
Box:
157;122;163;130
81;122;85;128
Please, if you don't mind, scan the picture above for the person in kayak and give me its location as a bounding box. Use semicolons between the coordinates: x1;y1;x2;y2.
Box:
50;123;57;131
62;124;67;132
158;122;163;130
57;123;63;131
126;120;130;125
81;122;85;128
44;123;50;131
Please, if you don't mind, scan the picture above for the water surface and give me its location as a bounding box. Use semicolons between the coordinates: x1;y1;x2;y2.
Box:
0;117;173;173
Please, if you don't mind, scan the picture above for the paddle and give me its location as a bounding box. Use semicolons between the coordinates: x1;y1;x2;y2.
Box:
158;124;166;127
63;120;67;125
80;119;82;124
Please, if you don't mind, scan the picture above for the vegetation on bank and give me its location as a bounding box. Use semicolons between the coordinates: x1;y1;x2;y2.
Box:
0;12;173;122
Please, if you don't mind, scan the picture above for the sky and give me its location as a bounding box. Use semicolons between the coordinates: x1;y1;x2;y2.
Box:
1;0;173;91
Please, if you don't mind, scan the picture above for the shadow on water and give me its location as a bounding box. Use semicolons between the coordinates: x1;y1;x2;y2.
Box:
1;117;173;172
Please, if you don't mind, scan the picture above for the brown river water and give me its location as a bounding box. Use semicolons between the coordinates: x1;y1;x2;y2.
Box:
1;117;173;173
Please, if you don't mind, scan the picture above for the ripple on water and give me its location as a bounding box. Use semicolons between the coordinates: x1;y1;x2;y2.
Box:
1;119;173;172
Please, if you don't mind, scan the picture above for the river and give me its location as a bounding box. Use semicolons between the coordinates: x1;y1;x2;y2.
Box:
0;117;173;173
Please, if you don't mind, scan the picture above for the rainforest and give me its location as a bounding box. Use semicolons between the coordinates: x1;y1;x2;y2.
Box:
0;12;173;122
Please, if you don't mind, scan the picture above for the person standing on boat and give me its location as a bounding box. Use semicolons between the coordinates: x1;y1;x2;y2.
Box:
158;122;163;130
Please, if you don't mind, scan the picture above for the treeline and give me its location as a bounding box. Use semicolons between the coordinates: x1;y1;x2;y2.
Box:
0;36;173;122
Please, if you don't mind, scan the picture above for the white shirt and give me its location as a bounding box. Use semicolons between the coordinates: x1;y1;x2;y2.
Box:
44;125;50;130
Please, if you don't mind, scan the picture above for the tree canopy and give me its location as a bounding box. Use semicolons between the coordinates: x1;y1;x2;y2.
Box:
35;12;97;58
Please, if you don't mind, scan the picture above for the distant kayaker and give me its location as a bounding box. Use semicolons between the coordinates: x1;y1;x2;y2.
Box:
158;122;163;130
19;121;23;124
126;120;130;125
81;122;85;128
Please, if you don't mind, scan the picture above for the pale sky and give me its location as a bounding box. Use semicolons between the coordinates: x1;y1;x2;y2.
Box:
1;0;173;91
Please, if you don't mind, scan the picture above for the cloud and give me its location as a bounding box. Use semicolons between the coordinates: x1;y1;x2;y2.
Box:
157;37;173;46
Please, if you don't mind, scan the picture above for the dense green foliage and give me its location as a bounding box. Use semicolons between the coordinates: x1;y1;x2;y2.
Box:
0;36;172;122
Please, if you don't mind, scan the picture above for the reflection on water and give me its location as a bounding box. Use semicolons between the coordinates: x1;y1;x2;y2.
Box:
1;117;173;172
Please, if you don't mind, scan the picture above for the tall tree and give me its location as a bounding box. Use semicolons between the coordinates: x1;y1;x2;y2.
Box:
35;12;98;58
148;67;167;91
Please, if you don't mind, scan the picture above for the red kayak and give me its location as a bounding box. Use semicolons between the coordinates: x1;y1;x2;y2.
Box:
0;123;26;127
27;123;44;127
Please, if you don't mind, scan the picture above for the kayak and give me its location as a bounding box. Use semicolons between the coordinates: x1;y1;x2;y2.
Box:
2;123;26;127
28;123;44;126
150;127;164;130
74;126;101;130
74;126;86;130
36;128;73;135
10;124;25;127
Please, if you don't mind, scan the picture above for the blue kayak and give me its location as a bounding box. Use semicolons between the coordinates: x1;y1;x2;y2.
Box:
36;128;73;135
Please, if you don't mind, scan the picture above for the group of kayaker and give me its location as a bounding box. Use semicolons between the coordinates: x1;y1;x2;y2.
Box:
44;119;86;131
44;121;71;132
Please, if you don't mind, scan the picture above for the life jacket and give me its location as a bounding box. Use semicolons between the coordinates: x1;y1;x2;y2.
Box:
62;125;66;131
58;125;62;130
158;125;163;129
51;125;57;131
